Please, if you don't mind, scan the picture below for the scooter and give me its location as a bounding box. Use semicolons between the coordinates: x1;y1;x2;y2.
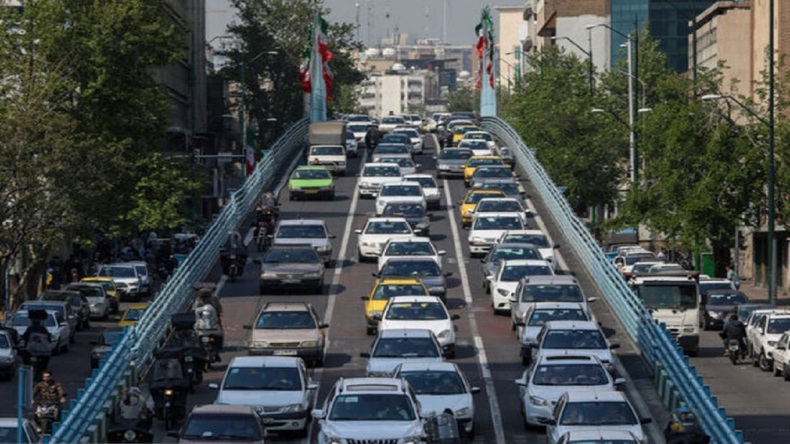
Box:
219;231;247;282
148;357;190;430
194;305;223;368
727;339;746;365
33;401;60;434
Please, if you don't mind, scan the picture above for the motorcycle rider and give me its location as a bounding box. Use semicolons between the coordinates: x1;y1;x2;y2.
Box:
720;314;747;357
192;288;223;363
192;288;223;322
117;386;154;425
22;316;53;375
33;370;66;406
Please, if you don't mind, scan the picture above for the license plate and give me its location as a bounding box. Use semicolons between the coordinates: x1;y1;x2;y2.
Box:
729;344;739;350
305;190;318;194
274;350;297;355
282;279;301;284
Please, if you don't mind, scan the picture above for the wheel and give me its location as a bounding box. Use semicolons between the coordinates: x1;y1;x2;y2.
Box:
366;325;376;336
774;364;782;376
759;351;773;371
289;193;294;201
784;368;790;381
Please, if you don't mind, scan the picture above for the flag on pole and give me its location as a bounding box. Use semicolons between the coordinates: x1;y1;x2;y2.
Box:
300;14;334;100
299;47;312;93
474;8;495;90
245;129;256;176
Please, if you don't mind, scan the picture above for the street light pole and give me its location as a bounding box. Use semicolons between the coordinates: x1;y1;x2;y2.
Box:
550;36;593;94
239;49;278;181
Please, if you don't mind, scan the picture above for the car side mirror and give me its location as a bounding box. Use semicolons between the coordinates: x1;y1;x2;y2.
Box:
470;387;481;394
329;234;337;239
243;325;252;330
360;296;370;301
614;377;626;385
437;250;447;256
451;314;461;320
539;418;556;426
354;229;363;234
515;378;527;387
371;272;380;278
609;343;621;350
778;345;786;351
509;296;518;303
553;244;560;249
208;383;219;390
318;323;329;329
437;184;444;189
587;297;597;303
432;155;437;160
640;417;653;425
311;409;325;420
60;322;68;327
360;352;371;358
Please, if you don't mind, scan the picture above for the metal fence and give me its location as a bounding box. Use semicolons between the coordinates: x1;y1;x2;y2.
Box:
482;116;744;444
49;118;309;443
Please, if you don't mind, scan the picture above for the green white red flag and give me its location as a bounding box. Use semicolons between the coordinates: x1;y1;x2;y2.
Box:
475;8;495;90
300;14;334;101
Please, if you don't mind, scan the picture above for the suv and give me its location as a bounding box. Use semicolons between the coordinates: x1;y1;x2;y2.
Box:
126;261;152;296
244;302;328;367
312;377;426;444
96;263;143;301
750;311;790;371
270;219;335;265
211;356;317;436
39;290;91;330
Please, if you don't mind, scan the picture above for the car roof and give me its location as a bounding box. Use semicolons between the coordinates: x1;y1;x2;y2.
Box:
377;277;425;285
228;356;302;367
278;219;326;226
536;354;603;365
500;259;552;267
563;429;638;440
395;361;459;372
364;162;401;167
383;256;438;264
472;211;524;219
337;377;408;393
261;302;311;312
387;295;443;304
190;404;259;415
493;242;539;250
403;173;435;180
378;328;435;338
543;320;599;330
530;302;586;310
366;217;411;224
126;302;150;309
295;165;331;171
521;275;578;285
564;389;629;402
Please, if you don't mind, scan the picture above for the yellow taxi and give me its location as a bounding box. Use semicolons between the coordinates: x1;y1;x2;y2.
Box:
458;189;506;228
463;155;505;185
81;276;120;314
360;278;429;335
451;125;478;146
118;302;149;327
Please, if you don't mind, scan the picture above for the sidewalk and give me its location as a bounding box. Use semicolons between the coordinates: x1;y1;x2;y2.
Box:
735;279;785;305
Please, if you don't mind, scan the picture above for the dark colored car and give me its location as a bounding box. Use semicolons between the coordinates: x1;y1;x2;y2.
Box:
376;257;452;302
699;290;750;330
382;201;430;236
255;244;326;294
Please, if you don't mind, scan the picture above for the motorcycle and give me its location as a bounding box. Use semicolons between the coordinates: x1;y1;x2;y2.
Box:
253;220;272;252
193;305;223;368
33;401;60;434
148;357;190;430
219;231;247;282
727;339;746;365
158;316;209;389
106;418;154;443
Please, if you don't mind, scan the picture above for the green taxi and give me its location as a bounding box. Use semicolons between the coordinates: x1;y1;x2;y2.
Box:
288;166;335;200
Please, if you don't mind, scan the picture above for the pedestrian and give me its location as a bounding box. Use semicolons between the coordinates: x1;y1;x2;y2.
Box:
726;264;740;289
657;247;668;261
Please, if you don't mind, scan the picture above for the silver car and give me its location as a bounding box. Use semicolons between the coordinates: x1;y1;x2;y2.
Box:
376;257;452;302
255;245;325;294
271;219;335;265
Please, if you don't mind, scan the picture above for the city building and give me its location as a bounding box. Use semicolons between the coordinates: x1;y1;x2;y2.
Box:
693;1;752;95
495;6;530;91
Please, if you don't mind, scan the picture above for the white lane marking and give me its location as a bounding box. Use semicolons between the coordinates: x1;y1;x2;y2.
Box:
443;179;506;444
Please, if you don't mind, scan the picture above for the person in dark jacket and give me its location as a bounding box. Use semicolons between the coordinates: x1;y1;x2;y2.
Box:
720;314;747;356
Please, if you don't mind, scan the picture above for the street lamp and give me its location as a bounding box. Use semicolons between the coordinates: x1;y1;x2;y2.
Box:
591;106;651;182
239;49;278;180
702;93;776;303
497;56;517;94
550;36;593;94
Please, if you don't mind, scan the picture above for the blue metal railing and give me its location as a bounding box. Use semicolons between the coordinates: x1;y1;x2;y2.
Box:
50;118;309;443
482;116;743;443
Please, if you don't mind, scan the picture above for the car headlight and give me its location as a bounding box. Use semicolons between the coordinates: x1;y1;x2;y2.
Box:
497;288;510;297
290;186;302;191
280;403;304;413
455;407;472;418
300;340;318;348
768;340;778;347
437;329;451;339
249;340;270;348
683;327;696;333
304;272;321;279
0;356;13;364
403;436;423;444
529;395;548;406
469;236;485;244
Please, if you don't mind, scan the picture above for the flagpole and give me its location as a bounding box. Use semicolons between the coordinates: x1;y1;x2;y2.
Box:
310;13;327;122
479;7;496;117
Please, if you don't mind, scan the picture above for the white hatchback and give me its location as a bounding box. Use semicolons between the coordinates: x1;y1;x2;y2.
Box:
358;163;403;198
355;217;415;261
378;296;459;358
487;259;554;314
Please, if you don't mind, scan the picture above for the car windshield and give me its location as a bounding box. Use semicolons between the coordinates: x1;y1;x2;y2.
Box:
384;242;434;257
560;401;637;426
698;281;734;295
395;129;419;138
381;135;410;144
0;335;10;348
123;308;145;321
465;192;503;204
312;146;344;156
635;285;698;309
363;166;401;177
12;312;56;327
348;124;369;132
383;203;425;217
477;201;521;213
528;308;589;326
767;318;790;334
255;311;317;329
329;394;416;421
98;266;135;278
520;284;584;303
222;366;302;391
381;261;441;277
372;337;440;358
480;182;519;195
543;329;607;350
366;221;412;234
276;225;327;239
399;371;465;395
468;158;500;167
501;264;551;281
707;293;748;306
380;157;414;168
372;284;427;300
632;262;661;274
67;285;103;297
439;150;472;160
385;302;447;320
466;132;492;141
380;185;422;197
294;168;331;180
383;117;404;124
459;140;489;150
625;253;655;265
490;247;541;262
263;248;320;264
474;167;511;178
181;413;263;441
375;144;409;154
503;234;549;248
533;363;608;386
404;177;437;189
472;216;523;230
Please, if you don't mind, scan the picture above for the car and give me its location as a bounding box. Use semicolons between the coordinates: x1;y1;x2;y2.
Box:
381;201;430;236
378;237;447;271
361;278;429;336
378;295;460;358
125;261;153;296
380;133;412;148
288;166;335;200
0;330;18;380
750;311;790;371
517;302;593;358
402;174;441;210
347;123;371;148
210;356;317;436
174;404;267;443
64;282;111;320
355;217;415;262
345;130;359;156
745;308;787;352
510;275;596;334
378;115;407;133
270;219;335;265
0;417;41;444
497;146;515;168
458;189;506;228
434;148;473;179
307;145;347;175
737;303;774;326
463;155;504;185
39;290;91;330
474;197;528;218
392;127;423;153
96;263;143;302
357;162;403;198
467;212;526;257
377;155;419;175
557;429;641;444
6;309;69;354
771;331;790;380
699;289;749;330
255;244;325;294
480;242;544;293
543;390;651;444
18;300;77;343
457;139;494;156
516;355;625;427
244;302;328;367
118;302;149;327
451;125;478;146
529;320;620;370
404;114;423;130
375;182;426;216
89;327;124;369
625;260;667;281
372;143;411;162
312;376;426;444
473;178;527;202
498;229;561;270
461;130;497;152
488;259;555;314
393;361;480;437
360;328;445;377
613;249;656;274
80;277;120;313
468;165;514;188
376;257;452;301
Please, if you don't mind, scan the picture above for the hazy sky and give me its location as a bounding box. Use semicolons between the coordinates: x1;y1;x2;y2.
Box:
206;0;525;47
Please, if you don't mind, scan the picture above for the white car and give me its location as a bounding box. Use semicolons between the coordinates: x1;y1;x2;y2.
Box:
271;219;335;264
312;377;426;444
745;308;787;352
544;390;651;444
378;237;447;272
487;259;554;314
509;275;595;332
392;127;423;153
371;144;411;163
357;162;403;198
355;217;415;261
467;212;526;257
457;139;493;156
403;174;441;210
375;182;426;216
361;328;445;377
0;330;17;380
378;115;407;133
307;145;347;175
517;302;592;364
378;295;460;358
345;131;359;156
211;356;317;435
346;123;370;148
750;311;790;371
771;331;790;380
377;156;418;175
474;197;528;221
96;263;143;301
498;229;560;270
516;355;624;427
394;361;480;437
530;320;619;371
126;261;152;296
461;130;497;152
7;309;70;354
558;430;641;444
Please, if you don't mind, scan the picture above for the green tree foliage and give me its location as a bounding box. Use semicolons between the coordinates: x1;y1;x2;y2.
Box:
446;85;477;112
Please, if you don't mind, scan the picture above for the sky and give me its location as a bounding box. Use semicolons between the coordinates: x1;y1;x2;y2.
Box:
206;0;525;48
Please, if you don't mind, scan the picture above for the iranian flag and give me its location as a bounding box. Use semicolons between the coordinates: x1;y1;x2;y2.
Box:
474;9;495;90
300;13;334;100
299;47;311;93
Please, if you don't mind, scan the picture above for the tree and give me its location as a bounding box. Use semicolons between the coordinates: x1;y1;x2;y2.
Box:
447;85;477;112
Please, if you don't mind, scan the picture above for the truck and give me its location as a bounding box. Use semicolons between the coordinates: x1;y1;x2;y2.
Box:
630;271;700;356
308;121;349;173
